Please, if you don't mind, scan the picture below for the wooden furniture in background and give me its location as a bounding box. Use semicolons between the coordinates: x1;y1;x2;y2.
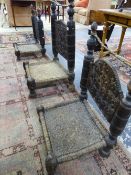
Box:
6;0;36;27
99;9;131;57
74;0;112;25
39;0;66;22
89;10;105;25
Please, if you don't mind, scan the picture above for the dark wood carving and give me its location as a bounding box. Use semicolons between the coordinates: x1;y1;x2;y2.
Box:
29;7;46;53
100;80;131;157
80;22;98;100
51;0;75;83
88;60;123;123
80;22;131;157
33;11;39;43
55;21;67;59
31;8;37;42
37;8;46;55
51;2;58;60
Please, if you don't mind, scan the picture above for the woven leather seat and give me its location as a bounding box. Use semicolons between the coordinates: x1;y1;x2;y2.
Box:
37;100;105;163
24;61;68;88
14;43;42;59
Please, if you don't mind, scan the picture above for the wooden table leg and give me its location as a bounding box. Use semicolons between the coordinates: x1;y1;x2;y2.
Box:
117;26;127;54
99;22;109;58
10;2;16;29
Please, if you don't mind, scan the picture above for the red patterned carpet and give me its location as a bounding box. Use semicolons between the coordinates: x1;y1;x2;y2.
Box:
0;31;130;174
76;37;131;84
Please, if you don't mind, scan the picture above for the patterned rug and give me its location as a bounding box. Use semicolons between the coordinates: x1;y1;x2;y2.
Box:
76;37;131;84
0;31;51;48
0;46;78;175
0;32;130;175
1;32;130;84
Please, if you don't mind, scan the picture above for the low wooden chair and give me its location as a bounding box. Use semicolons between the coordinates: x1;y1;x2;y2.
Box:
23;0;75;98
13;8;46;61
36;23;131;175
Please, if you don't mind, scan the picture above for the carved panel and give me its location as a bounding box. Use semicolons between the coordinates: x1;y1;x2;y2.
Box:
88;60;123;122
55;20;68;59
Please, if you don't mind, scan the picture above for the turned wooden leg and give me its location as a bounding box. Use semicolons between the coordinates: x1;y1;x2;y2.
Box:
117;27;126;54
99;134;117;157
27;77;36;98
40;37;46;56
17;171;22;175
16;50;20;61
45;154;58;175
53;52;59;61
68;62;75;84
99;22;109;58
23;61;29;78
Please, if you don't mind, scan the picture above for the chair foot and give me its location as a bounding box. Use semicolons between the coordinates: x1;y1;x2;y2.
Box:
45;153;58;175
27;77;36;98
99;135;117;158
99;147;111;158
29;91;37;98
68;72;75;84
68;83;75;92
41;47;46;55
15;50;20;61
79;90;88;101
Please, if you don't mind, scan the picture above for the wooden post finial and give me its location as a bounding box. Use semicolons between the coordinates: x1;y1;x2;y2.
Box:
80;23;97;101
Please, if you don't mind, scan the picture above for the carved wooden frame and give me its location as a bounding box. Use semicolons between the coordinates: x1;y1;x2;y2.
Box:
51;1;75;84
23;0;75;98
37;99;106;175
80;22;131;158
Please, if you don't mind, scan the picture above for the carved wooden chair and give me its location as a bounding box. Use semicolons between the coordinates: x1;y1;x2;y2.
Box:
36;23;131;175
13;8;46;61
23;1;75;98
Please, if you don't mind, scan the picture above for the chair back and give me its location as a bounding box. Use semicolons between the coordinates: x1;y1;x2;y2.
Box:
80;24;131;157
51;0;75;83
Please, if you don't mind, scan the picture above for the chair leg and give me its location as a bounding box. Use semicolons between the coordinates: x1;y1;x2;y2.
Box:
27;77;36;98
41;46;46;56
99;134;117;158
15;50;20;61
17;171;22;175
45;154;58;175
